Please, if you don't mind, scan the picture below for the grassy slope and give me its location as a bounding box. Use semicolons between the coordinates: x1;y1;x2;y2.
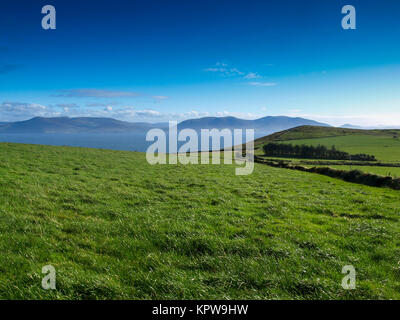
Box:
255;125;400;144
274;135;400;163
254;126;400;176
0;142;400;299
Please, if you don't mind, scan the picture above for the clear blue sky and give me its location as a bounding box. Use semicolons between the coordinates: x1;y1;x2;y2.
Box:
1;0;400;126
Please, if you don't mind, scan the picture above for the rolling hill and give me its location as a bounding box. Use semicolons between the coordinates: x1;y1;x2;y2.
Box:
254;125;400;163
255;125;400;143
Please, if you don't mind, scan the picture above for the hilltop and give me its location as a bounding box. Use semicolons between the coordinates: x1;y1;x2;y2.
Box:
254;125;400;145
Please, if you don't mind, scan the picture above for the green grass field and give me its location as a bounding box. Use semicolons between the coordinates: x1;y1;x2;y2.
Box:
254;126;400;178
276;135;400;163
255;126;400;162
1;142;400;299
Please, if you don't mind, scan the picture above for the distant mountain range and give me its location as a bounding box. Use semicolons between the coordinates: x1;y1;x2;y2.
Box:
0;116;330;135
340;123;364;129
340;123;400;130
0;117;168;134
178;116;329;136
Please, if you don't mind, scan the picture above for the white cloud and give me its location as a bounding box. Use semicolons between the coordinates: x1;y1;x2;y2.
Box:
248;81;277;87
229;68;244;76
86;102;120;107
215;111;260;119
0;101;265;123
135;109;161;117
284;113;400;127
152;95;168;100
178;110;210;119
0;101;61;121
53;89;140;98
244;72;261;79
204;63;275;85
204;62;244;76
56;103;80;109
152;95;169;103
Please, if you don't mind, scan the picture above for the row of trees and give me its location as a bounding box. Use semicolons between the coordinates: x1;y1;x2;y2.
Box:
263;143;376;161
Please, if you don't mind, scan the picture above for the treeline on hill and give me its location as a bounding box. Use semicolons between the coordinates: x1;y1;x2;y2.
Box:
263;143;376;161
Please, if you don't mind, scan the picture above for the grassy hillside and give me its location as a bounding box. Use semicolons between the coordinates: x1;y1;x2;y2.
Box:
255;125;400;143
0;142;400;299
254;126;400;165
275;135;400;163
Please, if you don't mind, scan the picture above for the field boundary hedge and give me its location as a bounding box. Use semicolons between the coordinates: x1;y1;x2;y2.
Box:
260;158;400;168
254;155;400;190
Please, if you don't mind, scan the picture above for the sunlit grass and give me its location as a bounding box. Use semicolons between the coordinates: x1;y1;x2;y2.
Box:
0;142;399;299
